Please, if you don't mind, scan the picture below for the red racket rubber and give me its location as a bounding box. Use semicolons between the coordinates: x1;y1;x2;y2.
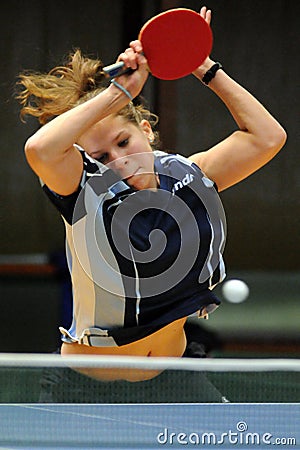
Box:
139;8;213;80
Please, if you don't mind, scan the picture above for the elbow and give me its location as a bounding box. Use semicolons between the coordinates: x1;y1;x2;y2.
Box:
24;135;40;159
273;124;287;151
24;135;51;165
262;123;287;157
24;135;55;172
24;136;39;165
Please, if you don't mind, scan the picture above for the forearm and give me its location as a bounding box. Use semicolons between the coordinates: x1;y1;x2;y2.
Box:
25;84;128;160
193;59;286;149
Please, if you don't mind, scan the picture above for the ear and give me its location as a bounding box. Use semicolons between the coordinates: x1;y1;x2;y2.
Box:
140;119;153;141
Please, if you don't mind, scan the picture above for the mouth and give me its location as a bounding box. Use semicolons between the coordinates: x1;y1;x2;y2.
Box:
124;168;141;180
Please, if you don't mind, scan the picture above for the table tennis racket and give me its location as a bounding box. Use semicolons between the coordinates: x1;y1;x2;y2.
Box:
103;8;213;81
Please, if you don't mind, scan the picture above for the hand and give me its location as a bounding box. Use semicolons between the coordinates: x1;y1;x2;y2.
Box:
192;6;215;78
115;40;149;99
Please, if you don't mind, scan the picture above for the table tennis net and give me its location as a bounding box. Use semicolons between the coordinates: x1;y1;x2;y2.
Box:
0;354;300;404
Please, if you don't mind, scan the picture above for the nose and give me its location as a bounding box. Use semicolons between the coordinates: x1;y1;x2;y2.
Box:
109;148;128;171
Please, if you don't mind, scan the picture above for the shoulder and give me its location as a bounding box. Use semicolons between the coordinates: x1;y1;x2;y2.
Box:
154;150;205;177
154;150;218;191
154;150;196;168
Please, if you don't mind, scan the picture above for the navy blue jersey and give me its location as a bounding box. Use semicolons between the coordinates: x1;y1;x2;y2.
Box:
42;147;226;346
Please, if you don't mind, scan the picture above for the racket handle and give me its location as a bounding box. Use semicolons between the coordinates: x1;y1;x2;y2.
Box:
103;61;134;79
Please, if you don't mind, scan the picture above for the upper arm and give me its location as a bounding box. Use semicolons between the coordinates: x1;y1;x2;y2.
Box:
25;141;84;196
189;130;285;192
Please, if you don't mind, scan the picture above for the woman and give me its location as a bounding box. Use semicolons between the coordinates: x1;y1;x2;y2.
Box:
17;6;286;384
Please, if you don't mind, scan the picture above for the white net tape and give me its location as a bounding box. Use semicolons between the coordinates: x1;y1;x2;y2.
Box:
0;353;300;372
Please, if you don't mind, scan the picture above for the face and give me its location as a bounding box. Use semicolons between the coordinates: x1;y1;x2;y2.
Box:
77;115;157;190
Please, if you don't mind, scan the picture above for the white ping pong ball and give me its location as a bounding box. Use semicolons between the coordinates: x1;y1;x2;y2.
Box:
222;279;249;303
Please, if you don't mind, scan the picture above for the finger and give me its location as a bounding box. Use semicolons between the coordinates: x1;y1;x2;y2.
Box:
130;40;143;54
206;9;212;25
199;6;207;18
126;48;139;70
129;41;147;69
119;48;138;70
136;52;148;69
199;6;212;25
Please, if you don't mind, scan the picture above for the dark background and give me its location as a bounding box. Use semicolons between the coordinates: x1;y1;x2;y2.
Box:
0;0;299;352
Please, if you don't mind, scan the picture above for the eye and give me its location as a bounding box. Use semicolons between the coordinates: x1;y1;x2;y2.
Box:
118;138;129;148
95;152;109;163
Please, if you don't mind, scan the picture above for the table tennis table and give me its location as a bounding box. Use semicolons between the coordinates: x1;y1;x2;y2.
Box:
1;403;299;449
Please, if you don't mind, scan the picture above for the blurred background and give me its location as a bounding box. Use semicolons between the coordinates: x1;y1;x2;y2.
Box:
1;0;299;355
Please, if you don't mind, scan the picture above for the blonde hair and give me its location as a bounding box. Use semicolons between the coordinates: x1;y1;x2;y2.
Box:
16;49;160;145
